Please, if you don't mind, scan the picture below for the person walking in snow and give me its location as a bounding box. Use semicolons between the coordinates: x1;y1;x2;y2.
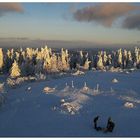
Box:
106;117;115;132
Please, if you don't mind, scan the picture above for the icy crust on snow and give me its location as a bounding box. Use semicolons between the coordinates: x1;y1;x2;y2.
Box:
72;70;85;76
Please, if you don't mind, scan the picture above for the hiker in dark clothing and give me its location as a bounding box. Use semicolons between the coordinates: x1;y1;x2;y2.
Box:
94;116;99;129
93;116;102;131
106;117;115;132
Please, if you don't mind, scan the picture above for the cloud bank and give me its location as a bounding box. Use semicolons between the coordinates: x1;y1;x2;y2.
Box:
123;14;140;30
74;3;139;27
0;3;23;16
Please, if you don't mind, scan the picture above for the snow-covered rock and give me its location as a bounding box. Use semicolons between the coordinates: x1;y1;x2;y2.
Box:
72;70;85;76
109;67;121;72
27;87;31;91
43;86;56;93
82;82;89;92
7;78;17;88
124;102;134;108
61;102;77;115
60;99;65;104
7;77;26;88
35;73;46;81
28;76;36;82
112;78;119;83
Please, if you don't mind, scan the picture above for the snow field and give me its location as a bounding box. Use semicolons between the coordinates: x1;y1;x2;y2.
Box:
0;71;140;136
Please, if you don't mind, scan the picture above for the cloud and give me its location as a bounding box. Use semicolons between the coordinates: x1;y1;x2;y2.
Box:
123;14;140;30
74;3;139;27
0;3;23;16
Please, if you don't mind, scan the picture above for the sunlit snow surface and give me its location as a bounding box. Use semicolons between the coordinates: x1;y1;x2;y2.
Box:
0;70;140;137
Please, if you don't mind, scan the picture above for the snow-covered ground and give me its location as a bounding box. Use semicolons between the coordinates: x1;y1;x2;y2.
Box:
0;70;140;137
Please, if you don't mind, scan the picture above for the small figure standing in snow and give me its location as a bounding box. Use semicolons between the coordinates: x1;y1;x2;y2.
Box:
106;117;115;132
94;116;99;129
93;116;102;131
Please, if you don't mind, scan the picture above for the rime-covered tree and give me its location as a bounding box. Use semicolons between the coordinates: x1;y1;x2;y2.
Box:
103;51;107;66
51;53;58;72
123;49;127;68
79;50;84;65
97;54;104;70
107;54;112;66
57;56;63;71
127;51;133;68
83;58;91;70
117;49;122;67
0;48;3;71
43;57;51;73
10;60;21;78
35;59;43;74
61;48;69;71
134;47;140;67
25;59;35;76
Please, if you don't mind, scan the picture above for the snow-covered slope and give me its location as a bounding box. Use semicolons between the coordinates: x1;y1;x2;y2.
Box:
0;71;140;137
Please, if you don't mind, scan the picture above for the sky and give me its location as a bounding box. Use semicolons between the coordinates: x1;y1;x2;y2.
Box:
0;3;140;48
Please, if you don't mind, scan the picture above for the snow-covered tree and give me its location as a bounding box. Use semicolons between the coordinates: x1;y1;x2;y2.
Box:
15;52;20;62
83;58;91;70
24;59;35;76
35;59;43;74
97;54;104;70
134;47;140;67
26;48;34;60
117;49;122;67
107;54;112;66
127;51;133;68
57;56;63;71
61;48;69;71
43;57;51;73
103;51;107;66
10;60;21;78
51;53;58;72
123;49;127;68
0;48;3;70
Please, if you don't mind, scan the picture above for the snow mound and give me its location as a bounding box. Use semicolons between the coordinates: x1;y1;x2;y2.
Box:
43;86;56;93
6;76;36;88
109;67;123;73
72;70;85;76
112;78;119;83
120;95;140;104
27;86;31;92
28;76;36;82
60;99;65;104
124;102;134;108
35;73;46;81
81;82;89;93
61;102;78;115
7;77;24;88
0;83;5;93
93;84;100;95
62;85;70;92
